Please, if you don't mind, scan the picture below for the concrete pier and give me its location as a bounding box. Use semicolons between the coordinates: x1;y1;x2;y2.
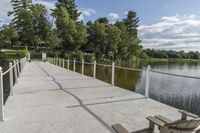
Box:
0;61;180;133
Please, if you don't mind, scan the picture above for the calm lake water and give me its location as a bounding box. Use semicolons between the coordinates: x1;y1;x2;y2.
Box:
1;60;200;115
71;60;200;115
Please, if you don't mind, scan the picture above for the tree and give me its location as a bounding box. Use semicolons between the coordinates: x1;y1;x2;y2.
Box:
46;31;61;52
0;25;19;48
55;0;80;21
95;17;109;24
122;11;142;60
105;24;121;58
52;7;86;51
8;0;32;25
123;11;139;38
8;0;33;47
31;4;52;50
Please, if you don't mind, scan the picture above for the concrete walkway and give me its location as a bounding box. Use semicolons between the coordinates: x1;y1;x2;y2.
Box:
0;61;180;133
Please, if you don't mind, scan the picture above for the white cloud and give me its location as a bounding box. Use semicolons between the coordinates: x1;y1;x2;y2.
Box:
78;8;96;21
108;13;119;20
124;11;128;16
0;0;12;24
139;14;200;51
33;0;56;11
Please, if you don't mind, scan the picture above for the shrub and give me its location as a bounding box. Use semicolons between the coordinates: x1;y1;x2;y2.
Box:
84;53;95;62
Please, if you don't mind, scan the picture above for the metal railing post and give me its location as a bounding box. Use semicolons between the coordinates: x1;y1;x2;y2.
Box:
9;62;14;96
93;60;96;78
62;59;65;68
14;61;18;84
59;58;61;67
145;65;151;97
16;60;20;77
111;62;115;86
0;67;4;121
67;59;70;69
82;59;84;75
73;59;76;71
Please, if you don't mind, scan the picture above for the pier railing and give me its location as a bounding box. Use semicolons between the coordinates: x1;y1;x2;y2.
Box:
47;57;200;98
0;57;27;121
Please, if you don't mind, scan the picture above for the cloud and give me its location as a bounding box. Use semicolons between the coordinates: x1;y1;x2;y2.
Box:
138;14;200;51
108;13;119;20
124;11;128;16
33;0;56;11
0;0;12;24
78;8;96;21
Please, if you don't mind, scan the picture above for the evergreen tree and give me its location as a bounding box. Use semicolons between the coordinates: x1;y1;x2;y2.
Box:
123;11;139;38
52;7;86;51
55;0;80;21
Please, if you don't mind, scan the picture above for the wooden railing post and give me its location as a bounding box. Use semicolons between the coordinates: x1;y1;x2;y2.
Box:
93;60;96;78
73;59;76;71
14;61;18;84
9;62;14;96
0;67;4;121
67;59;70;69
82;59;84;75
111;62;115;86
62;59;65;68
145;65;151;97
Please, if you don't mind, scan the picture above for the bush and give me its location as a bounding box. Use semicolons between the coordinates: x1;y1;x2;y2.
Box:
84;53;95;62
69;51;83;60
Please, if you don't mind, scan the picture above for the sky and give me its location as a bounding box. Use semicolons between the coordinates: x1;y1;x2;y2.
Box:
1;0;200;51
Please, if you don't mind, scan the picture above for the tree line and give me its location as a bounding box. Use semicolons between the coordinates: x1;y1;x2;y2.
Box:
0;0;199;61
0;0;142;61
144;49;200;60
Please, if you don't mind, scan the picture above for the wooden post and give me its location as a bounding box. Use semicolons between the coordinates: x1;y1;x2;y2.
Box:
9;62;14;96
93;60;96;78
0;67;4;121
82;59;84;75
145;65;151;97
73;59;76;71
62;59;65;68
67;59;70;69
14;61;18;84
111;62;115;86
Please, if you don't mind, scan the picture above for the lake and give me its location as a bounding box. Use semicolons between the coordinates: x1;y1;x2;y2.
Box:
71;60;200;115
1;60;200;115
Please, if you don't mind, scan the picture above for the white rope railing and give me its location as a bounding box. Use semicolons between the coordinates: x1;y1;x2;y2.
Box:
0;57;27;121
47;57;200;100
2;63;17;76
150;70;200;79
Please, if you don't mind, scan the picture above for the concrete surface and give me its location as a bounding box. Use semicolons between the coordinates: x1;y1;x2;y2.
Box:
0;61;181;133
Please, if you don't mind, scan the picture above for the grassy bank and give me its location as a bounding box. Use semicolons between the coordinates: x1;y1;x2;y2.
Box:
0;49;27;61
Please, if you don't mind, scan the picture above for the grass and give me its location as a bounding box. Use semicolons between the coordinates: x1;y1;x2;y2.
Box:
0;49;27;61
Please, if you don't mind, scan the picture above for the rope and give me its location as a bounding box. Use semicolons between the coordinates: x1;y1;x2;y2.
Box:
96;63;112;67
115;66;143;72
2;63;17;76
84;62;94;65
150;70;200;79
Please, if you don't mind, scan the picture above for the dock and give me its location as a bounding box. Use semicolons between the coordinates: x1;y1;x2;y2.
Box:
0;61;180;133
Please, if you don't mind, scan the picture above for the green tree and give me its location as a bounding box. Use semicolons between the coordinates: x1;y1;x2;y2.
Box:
8;0;33;47
31;4;52;50
55;0;80;21
105;24;121;58
0;25;19;48
52;7;86;51
46;31;61;52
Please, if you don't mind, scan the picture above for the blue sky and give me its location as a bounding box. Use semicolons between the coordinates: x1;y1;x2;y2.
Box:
1;0;200;51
